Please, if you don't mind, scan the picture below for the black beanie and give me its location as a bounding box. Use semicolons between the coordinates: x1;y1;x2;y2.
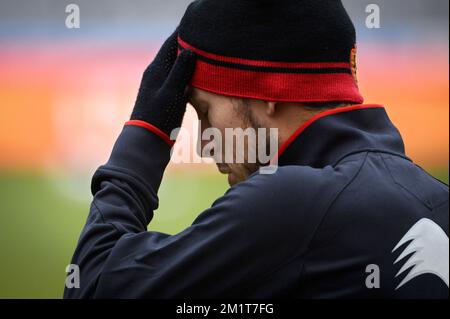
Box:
178;0;363;104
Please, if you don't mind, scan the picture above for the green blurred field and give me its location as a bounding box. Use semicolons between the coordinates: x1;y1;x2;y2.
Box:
0;169;229;298
0;168;448;298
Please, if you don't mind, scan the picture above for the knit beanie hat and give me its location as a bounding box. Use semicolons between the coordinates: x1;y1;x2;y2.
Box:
178;0;364;104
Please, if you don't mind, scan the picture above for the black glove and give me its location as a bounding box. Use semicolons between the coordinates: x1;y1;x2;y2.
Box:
131;30;196;137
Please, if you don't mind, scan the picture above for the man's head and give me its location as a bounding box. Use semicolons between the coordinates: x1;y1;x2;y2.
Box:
178;0;363;104
180;0;363;185
188;87;352;186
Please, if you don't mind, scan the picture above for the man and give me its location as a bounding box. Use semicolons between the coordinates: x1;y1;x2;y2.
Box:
65;0;449;298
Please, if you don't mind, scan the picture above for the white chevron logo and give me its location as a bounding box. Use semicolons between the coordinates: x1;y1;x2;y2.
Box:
392;218;449;290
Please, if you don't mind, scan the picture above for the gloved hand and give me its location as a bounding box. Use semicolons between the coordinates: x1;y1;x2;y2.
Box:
130;30;196;138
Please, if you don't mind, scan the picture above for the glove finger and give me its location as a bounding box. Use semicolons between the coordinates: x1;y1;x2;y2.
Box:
157;30;180;75
154;29;177;60
143;29;179;87
161;49;197;95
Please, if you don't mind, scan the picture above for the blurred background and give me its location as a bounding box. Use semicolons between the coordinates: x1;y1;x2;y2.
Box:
0;0;448;298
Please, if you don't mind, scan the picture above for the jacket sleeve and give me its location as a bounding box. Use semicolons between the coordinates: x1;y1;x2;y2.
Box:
64;124;305;299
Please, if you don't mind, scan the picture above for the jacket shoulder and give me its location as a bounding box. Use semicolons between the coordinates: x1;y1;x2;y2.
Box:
241;155;367;212
207;158;365;248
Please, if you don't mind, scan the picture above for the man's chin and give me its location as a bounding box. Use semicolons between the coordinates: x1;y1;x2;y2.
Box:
227;173;239;186
227;171;252;187
217;164;257;186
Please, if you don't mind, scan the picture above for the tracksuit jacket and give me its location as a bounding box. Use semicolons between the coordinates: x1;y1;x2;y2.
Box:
64;104;449;299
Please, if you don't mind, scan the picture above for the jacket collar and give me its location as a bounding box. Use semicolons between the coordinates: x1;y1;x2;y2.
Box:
275;104;411;168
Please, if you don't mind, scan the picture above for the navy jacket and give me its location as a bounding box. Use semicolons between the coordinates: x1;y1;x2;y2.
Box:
64;105;449;299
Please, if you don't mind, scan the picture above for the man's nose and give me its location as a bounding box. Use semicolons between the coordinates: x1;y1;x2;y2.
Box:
197;125;215;158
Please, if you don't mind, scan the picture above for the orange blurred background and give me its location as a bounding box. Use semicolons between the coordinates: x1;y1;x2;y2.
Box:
0;41;448;171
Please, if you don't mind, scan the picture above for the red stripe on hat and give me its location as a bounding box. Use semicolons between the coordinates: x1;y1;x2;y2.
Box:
190;59;364;103
178;37;351;69
178;37;364;104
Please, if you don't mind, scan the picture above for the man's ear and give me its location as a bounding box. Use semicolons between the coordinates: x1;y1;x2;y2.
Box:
266;101;277;116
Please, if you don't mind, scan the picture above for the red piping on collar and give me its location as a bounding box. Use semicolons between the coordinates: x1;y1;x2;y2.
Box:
275;104;385;162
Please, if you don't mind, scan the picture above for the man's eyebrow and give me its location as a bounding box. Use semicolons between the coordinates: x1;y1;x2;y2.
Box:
186;87;202;103
189;91;208;106
186;86;194;99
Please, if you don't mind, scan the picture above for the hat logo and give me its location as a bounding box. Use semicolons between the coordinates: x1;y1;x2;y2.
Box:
351;45;358;85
